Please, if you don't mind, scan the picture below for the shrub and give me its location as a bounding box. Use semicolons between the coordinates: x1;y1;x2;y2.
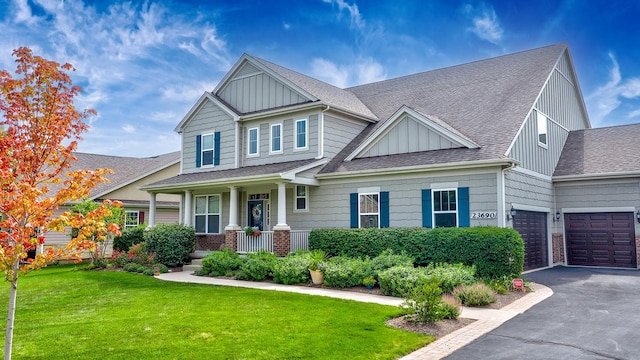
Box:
145;224;195;267
152;263;169;274
371;249;414;277
124;263;143;273
127;242;156;266
483;275;514;295
239;250;278;281
309;227;524;278
440;294;462;319
378;266;428;297
425;263;476;293
453;283;496;306
323;256;373;288
273;253;312;285
113;226;146;252
201;248;243;277
142;268;155;276
401;279;447;323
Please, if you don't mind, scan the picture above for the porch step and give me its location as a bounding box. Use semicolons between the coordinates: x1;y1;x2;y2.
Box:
183;253;207;273
182;264;202;273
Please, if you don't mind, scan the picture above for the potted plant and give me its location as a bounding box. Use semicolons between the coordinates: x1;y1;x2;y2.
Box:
362;276;376;290
245;226;261;237
308;249;327;285
153;266;160;276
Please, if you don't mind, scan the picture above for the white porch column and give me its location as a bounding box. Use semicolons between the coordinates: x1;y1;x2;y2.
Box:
184;190;192;226
273;182;290;230
148;193;157;227
225;186;241;230
178;193;185;225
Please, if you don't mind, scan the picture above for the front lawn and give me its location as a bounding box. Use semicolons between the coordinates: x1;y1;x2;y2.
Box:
0;265;432;359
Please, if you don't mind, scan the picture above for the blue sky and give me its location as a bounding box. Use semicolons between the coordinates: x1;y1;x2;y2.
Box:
1;0;639;157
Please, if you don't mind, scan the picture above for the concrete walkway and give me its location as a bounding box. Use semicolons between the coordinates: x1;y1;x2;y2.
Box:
157;271;553;360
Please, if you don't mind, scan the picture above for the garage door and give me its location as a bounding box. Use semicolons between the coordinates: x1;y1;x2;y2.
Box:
565;212;636;268
513;211;548;271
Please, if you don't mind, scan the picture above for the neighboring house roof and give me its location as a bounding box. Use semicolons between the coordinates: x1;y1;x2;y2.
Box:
49;151;181;199
553;124;640;180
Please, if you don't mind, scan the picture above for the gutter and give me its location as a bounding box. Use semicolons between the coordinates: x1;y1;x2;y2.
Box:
552;171;640;182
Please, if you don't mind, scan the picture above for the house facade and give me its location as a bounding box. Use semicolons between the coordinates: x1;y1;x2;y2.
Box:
142;43;640;271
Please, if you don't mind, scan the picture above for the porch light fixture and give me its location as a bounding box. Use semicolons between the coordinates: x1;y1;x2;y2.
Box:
636;210;640;224
507;206;516;221
553;211;561;222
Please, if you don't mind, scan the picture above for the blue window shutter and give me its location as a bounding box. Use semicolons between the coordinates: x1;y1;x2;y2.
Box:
380;191;390;228
422;189;432;228
350;193;358;228
195;135;202;168
214;131;221;166
458;187;470;227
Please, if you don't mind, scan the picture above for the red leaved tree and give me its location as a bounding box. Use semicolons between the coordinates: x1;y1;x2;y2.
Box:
0;48;121;359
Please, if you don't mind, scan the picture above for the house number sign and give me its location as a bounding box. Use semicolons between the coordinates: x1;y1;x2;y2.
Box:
471;211;497;220
249;193;269;200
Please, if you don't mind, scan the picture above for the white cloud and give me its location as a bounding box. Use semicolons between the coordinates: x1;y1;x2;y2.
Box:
13;0;40;25
311;57;386;87
122;124;135;133
283;22;291;30
323;0;365;30
465;4;503;44
587;52;640;126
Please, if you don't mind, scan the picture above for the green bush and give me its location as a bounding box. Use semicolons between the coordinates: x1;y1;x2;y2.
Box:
440;294;462;319
323;257;373;288
142;268;155;276
425;263;476;293
113;226;146;252
309;227;524;278
453;283;496;306
239;250;278;281
123;263;143;273
273;253;312;285
378;266;429;297
482;275;515;295
145;224;195;267
201;248;244;277
371;249;414;277
401;279;447;323
152;263;169;274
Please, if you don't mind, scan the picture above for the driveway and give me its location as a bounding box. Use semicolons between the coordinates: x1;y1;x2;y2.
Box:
445;266;640;360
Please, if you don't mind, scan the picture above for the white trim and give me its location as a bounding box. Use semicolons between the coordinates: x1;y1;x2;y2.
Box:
200;132;216;167
194;194;223;234
247;127;260;157
124;210;140;229
174;92;239;133
345;106;479;161
432;188;459;228
497;169;505;227
553;172;640;182
430;182;459;190
511;203;551;213
294;118;309;151
234;122;239;168
510;167;553;181
293;185;309;212
562;207;635;213
317;106;328;159
358;192;381;228
537;110;549;148
357;186;380;193
319;166;501;186
280;158;328;181
269;123;283;154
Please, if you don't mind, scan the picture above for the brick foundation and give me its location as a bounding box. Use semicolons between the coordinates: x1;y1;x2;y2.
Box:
552;233;565;264
195;234;225;251
273;229;290;257
224;230;238;252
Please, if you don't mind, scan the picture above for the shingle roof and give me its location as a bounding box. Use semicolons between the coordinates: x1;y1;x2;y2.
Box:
321;43;568;174
249;55;378;120
554;124;640;177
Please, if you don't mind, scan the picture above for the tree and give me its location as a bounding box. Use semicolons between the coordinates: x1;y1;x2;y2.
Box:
0;47;121;359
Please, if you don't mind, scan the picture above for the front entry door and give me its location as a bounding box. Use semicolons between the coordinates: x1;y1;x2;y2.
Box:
248;200;264;230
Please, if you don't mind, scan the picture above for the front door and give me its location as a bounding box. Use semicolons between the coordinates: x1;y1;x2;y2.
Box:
248;200;264;230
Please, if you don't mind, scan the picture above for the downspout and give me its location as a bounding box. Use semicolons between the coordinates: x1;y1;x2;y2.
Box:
316;105;329;159
498;161;517;228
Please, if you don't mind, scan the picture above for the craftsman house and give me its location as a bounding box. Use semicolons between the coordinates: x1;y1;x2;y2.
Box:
141;43;640;271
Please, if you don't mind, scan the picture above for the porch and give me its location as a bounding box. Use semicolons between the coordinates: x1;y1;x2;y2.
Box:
234;230;310;254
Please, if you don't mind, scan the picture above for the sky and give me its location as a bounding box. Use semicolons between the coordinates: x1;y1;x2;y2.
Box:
1;0;639;157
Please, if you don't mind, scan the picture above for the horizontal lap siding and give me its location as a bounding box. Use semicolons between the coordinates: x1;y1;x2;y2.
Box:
505;170;554;208
323;115;368;159
555;182;640;209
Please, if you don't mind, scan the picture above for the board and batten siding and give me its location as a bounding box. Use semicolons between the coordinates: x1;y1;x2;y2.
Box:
182;101;236;173
360;115;462;158
508;51;589;176
241;114;319;167
323;115;368;159
218;64;309;114
286;172;498;230
505;170;554;210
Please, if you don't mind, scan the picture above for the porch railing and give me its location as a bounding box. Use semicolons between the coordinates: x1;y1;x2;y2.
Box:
290;230;310;252
236;231;274;254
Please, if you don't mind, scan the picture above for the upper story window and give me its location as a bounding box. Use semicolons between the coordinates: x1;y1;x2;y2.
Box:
359;192;379;228
294;185;308;212
537;111;548;147
433;189;457;227
195;195;221;234
270;123;282;154
124;211;140;229
248;127;259;156
201;133;215;166
295;119;308;150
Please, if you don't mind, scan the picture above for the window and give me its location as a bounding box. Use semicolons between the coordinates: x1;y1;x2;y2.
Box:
359;193;379;228
294;185;308;211
125;211;140;229
201;133;215;165
270;123;282;153
248;127;259;156
195;195;221;234
433;189;457;227
295;119;307;149
537;111;548;147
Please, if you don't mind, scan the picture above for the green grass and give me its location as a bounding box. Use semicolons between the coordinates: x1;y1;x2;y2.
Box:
0;265;432;359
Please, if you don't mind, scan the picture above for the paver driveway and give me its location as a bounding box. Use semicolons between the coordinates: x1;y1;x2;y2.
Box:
446;266;640;360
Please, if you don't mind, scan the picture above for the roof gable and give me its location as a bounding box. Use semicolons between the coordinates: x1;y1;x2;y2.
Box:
174;92;238;133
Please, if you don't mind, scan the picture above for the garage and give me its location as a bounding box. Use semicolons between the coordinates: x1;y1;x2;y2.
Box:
565;212;637;268
513;210;548;271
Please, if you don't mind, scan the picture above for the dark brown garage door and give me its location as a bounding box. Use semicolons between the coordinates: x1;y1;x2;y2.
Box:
565;212;636;268
513;211;548;271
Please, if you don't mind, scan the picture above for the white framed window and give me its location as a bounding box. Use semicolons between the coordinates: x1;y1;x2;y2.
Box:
359;192;380;228
270;123;282;154
248;127;259;156
537;111;548;147
294;185;308;212
194;195;221;234
433;189;457;227
201;133;215;166
295;119;308;150
124;211;140;229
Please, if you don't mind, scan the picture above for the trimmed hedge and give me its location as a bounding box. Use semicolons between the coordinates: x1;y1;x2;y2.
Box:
145;224;195;267
308;227;524;278
113;226;145;252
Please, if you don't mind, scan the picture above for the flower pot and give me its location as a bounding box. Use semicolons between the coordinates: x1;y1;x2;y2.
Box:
366;284;373;290
309;269;324;285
